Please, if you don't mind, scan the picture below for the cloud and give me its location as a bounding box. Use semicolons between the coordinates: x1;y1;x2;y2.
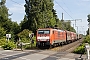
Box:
8;3;25;14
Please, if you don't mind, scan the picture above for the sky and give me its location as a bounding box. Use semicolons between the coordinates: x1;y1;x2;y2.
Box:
5;0;90;35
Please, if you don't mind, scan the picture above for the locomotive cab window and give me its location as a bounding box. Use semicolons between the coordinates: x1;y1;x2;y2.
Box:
38;30;50;34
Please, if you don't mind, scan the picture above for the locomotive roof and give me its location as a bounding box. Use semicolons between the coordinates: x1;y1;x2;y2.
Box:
37;28;77;34
38;28;65;32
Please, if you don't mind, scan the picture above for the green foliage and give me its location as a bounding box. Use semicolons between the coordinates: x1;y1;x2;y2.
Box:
2;41;16;50
17;29;37;49
23;0;57;34
74;35;90;54
83;35;90;44
10;22;20;34
23;0;76;35
87;14;90;22
58;20;76;32
24;44;30;49
18;29;32;39
0;0;6;5
20;15;28;31
32;36;36;47
86;28;89;35
0;0;20;41
23;36;36;49
17;29;32;44
0;0;8;22
74;44;85;54
0;27;6;38
0;38;6;46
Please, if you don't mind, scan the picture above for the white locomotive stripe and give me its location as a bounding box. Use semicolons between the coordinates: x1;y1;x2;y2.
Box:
37;36;49;39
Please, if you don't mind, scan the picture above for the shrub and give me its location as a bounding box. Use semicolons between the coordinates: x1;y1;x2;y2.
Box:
83;35;90;44
24;36;36;49
73;44;85;54
2;41;16;50
74;35;90;54
0;38;6;46
17;29;32;39
24;44;30;49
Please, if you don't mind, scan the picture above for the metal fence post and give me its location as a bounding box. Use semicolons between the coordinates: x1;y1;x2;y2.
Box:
87;49;89;59
85;43;90;60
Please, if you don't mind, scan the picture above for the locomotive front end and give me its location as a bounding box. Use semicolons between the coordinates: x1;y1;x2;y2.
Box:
36;29;51;47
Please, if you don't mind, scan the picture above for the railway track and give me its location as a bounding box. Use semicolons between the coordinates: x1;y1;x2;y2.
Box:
30;38;83;53
49;39;83;52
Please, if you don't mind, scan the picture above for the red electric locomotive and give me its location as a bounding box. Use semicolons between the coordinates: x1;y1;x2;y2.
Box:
36;28;77;48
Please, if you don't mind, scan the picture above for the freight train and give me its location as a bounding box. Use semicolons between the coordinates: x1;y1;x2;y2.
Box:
36;28;82;48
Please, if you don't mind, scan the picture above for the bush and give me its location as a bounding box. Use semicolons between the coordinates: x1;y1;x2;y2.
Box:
83;35;90;44
23;36;36;49
74;35;90;54
73;44;85;54
0;38;6;46
2;41;16;50
24;44;30;49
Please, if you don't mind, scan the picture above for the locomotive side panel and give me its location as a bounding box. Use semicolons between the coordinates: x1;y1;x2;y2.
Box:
51;29;67;45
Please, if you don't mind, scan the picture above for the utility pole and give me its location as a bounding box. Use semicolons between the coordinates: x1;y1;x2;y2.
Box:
61;12;82;33
73;24;74;28
76;26;78;38
65;19;82;38
79;26;83;34
62;13;63;21
74;19;82;39
65;19;82;29
61;13;64;29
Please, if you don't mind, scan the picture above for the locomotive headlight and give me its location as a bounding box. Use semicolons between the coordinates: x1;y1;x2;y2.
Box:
38;39;40;41
47;39;50;41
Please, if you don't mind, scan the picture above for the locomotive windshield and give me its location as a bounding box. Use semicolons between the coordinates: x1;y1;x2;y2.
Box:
38;30;50;34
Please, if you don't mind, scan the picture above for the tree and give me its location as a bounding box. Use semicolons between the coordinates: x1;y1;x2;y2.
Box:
64;21;76;32
87;14;90;22
86;28;89;35
0;0;8;19
0;0;20;40
0;0;12;33
11;22;20;34
0;26;6;38
58;20;76;32
52;9;59;25
0;0;9;26
20;15;28;31
23;0;76;34
87;14;90;35
17;29;32;42
24;0;56;33
0;0;8;38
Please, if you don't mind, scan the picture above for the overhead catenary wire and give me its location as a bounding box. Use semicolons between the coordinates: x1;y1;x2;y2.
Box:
8;0;24;14
61;0;74;16
10;0;74;20
10;0;23;6
60;0;78;28
54;0;74;20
